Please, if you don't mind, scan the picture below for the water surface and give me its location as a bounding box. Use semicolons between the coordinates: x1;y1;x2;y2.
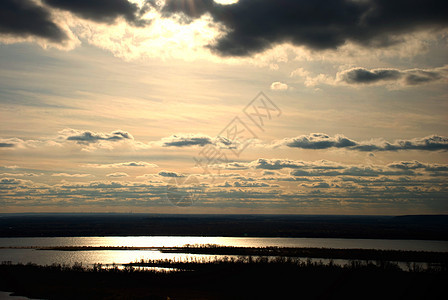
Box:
1;236;446;266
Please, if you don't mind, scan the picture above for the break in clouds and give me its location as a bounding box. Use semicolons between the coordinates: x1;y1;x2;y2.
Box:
1;0;447;56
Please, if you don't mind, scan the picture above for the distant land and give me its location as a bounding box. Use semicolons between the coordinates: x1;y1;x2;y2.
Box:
1;214;447;240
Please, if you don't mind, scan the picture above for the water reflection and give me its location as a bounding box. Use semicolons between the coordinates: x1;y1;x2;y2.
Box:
1;236;446;267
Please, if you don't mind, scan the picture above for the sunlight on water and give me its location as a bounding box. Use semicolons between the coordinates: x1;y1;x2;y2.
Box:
1;236;446;267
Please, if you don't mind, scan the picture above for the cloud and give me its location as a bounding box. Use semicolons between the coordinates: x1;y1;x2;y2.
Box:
0;0;68;43
289;166;412;178
337;66;448;86
0;142;15;148
0;138;36;149
301;182;331;189
216;158;448;178
0;178;25;185
387;161;448;173
52;173;93;178
232;181;272;187
160;133;235;148
161;134;213;147
270;82;288;91
60;129;134;144
0;173;41;177
252;158;306;170
106;172;129;178
281;133;357;150
217;158;347;171
354;135;448;152
42;0;149;26
338;68;401;84
158;171;184;177
160;0;448;57
279;134;448;152
83;161;158;168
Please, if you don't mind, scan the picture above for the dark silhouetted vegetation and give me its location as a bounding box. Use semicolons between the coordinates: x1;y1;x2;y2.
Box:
1;258;447;299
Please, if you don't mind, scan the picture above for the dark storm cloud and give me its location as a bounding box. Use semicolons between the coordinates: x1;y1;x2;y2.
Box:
0;0;67;42
160;0;448;56
338;66;448;85
65;130;133;144
282;134;448;152
42;0;149;26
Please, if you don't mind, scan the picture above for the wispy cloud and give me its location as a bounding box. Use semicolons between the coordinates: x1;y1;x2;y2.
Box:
52;173;93;178
106;172;129;178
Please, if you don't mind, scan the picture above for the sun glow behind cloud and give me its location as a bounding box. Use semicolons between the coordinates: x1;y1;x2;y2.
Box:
71;13;221;61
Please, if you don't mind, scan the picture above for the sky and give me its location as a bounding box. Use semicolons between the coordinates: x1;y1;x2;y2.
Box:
0;0;447;215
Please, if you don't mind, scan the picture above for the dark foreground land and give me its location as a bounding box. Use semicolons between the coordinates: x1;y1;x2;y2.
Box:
1;258;447;300
1;213;447;240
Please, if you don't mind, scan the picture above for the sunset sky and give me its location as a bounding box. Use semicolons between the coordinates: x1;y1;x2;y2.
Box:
1;0;447;214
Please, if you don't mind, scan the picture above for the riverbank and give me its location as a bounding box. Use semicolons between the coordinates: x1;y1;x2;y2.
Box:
1;257;447;299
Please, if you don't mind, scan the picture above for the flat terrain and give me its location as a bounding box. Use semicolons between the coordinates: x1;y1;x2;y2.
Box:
1;214;447;240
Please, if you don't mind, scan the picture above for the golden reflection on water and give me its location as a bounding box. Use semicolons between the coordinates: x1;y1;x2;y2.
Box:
1;236;447;267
